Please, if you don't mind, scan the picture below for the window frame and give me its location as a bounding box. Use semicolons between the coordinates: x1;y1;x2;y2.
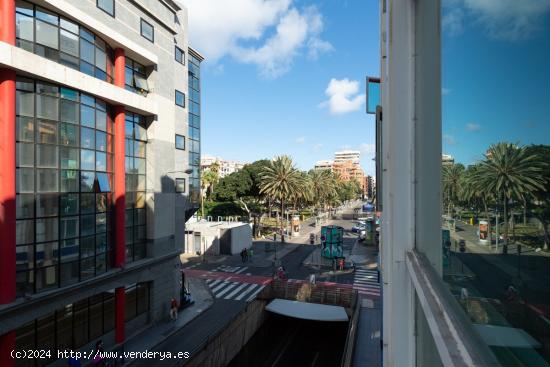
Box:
175;46;185;65
175;90;185;108
140;19;154;43
175;134;186;150
96;0;115;17
175;178;186;193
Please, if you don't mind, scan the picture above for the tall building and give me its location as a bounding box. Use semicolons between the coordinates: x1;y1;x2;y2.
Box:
442;153;454;166
201;155;245;178
334;150;361;164
364;175;375;199
314;159;333;170
332;150;364;190
0;1;201;365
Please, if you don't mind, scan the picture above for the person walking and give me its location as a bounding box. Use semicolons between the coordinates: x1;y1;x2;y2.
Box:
248;247;254;262
170;298;178;320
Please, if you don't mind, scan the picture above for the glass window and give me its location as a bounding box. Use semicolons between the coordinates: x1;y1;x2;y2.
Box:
60;216;79;239
80;193;95;214
35;20;58;49
17;117;34;142
60;52;79;70
60;261;78;286
133;74;149;92
61;88;78;101
60;147;79;169
95;47;106;71
16;194;34;219
59;123;79;147
80;150;95;171
81;216;95;237
135;158;145;175
96;110;107;131
16;0;33;16
97;0;114;16
134;141;146;158
36;242;58;266
16;142;34;167
81;105;95;128
16;12;34;42
96;152;106;171
135;124;147;142
36;194;58;217
60;99;79;124
37;120;57;144
96;213;107;233
81;127;95;149
60;170;78;192
36;168;58;192
140;19;154;42
36;94;59;120
36;144;58;168
16;219;34;245
60;18;78;34
175;135;185;150
80;171;95;192
36;7;57;25
16;91;34;117
60;239;79;262
97;173;110;192
175;90;185;107
175;178;185;193
175;46;185;64
60;194;78;215
60;29;78;57
36;217;58;242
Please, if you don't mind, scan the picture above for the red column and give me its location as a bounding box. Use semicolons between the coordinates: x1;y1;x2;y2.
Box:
0;2;17;366
113;48;126;344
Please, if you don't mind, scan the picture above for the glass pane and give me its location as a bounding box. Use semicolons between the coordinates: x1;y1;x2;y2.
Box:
140;20;153;41
80;193;95;214
60;147;79;169
60;88;78;101
36;144;58;168
16;219;34;244
36;120;57;144
80;105;95;128
60;29;78;57
175;178;185;193
96;152;106;171
80;39;94;64
137;175;145;191
81;149;95;171
60;239;79;262
96;193;108;212
60;18;78;34
35;7;57;25
59;123;79;147
37;83;59;97
81;127;95;149
96;131;107;151
16;194;34;219
125;120;133;138
16;91;34;117
79;27;94;43
36;217;58;242
60;99;79;123
16;13;34;41
97;0;114;15
60;193;78;215
16;0;33;16
16;117;34;142
36;168;58;192
135;192;145;208
16;142;34;167
35;242;58;266
97;173;111;192
81;94;95;107
81;216;95;237
60;216;79;239
96;110;107;131
96;213;107;233
60;261;78;286
35;20;58;49
36;94;58;120
134;141;146;158
135;158;145;174
60;51;79;70
60;170;78;192
80;171;94;192
36;194;58;217
95;47;106;71
16;245;33;271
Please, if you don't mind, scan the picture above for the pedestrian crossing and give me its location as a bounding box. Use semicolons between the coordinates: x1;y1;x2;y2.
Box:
205;278;266;302
212;265;251;275
353;268;380;297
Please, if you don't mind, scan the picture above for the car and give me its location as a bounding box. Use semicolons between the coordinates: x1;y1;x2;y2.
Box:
359;229;367;241
352;223;366;233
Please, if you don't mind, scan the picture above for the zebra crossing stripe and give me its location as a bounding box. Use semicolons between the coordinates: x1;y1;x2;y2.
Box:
246;285;266;302
208;279;223;287
215;282;238;298
211;281;229;293
224;283;248;299
234;267;248;274
235;284;259;301
354;280;379;285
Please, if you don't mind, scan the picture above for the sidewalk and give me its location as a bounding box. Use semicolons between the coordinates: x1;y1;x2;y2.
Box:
123;277;213;360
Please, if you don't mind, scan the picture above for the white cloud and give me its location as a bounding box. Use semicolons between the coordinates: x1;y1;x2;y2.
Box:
295;136;306;144
443;134;457;145
320;78;365;115
443;0;550;40
466;123;481;131
182;0;332;78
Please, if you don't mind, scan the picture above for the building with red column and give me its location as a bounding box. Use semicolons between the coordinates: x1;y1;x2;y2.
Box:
0;1;201;365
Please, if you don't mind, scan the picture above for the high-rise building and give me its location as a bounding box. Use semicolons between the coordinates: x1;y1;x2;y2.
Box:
442;154;454;166
314;159;333;170
334;150;361;164
364;175;375;199
332;150;364;189
0;1;201;365
201;155;245;178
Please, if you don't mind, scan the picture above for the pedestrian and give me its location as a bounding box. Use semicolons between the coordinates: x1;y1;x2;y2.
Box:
309;273;316;285
248;247;254;261
243;248;248;262
170;297;178;320
274;233;277;242
338;258;344;271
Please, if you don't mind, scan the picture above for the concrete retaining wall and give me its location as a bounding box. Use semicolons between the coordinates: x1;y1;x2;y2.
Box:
185;300;267;367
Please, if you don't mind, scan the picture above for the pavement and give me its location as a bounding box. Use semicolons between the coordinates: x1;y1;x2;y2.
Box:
123;277;214;364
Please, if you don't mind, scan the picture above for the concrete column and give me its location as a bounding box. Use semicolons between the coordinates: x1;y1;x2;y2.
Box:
113;48;126;344
0;0;16;364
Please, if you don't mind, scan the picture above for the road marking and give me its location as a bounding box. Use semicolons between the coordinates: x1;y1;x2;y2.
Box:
224;283;248;299
211;281;229;293
208;279;223;287
246;285;266;302
234;267;248;274
235;284;259;301
215;282;239;298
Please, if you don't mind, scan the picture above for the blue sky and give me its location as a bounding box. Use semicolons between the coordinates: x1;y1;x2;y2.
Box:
442;0;550;165
182;0;379;175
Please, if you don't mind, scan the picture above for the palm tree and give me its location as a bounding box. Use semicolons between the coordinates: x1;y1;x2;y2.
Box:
200;169;219;217
309;169;337;211
477;143;546;253
259;156;303;239
442;163;465;217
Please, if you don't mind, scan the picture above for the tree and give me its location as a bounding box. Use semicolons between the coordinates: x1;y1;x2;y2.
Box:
200;168;219;217
309;169;338;212
477;143;546;253
525;145;550;248
442;163;465;217
259;156;302;239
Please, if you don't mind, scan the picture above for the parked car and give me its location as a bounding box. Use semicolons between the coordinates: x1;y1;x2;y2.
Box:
352;223;366;233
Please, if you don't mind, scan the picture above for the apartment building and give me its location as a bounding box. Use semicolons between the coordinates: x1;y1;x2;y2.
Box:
313;159;333;170
201;155;245;178
0;0;201;365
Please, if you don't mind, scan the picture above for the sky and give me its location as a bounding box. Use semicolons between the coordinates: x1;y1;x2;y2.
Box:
442;0;550;165
181;0;379;175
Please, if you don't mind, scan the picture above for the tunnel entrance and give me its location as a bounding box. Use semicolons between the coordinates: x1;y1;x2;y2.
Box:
228;312;348;367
